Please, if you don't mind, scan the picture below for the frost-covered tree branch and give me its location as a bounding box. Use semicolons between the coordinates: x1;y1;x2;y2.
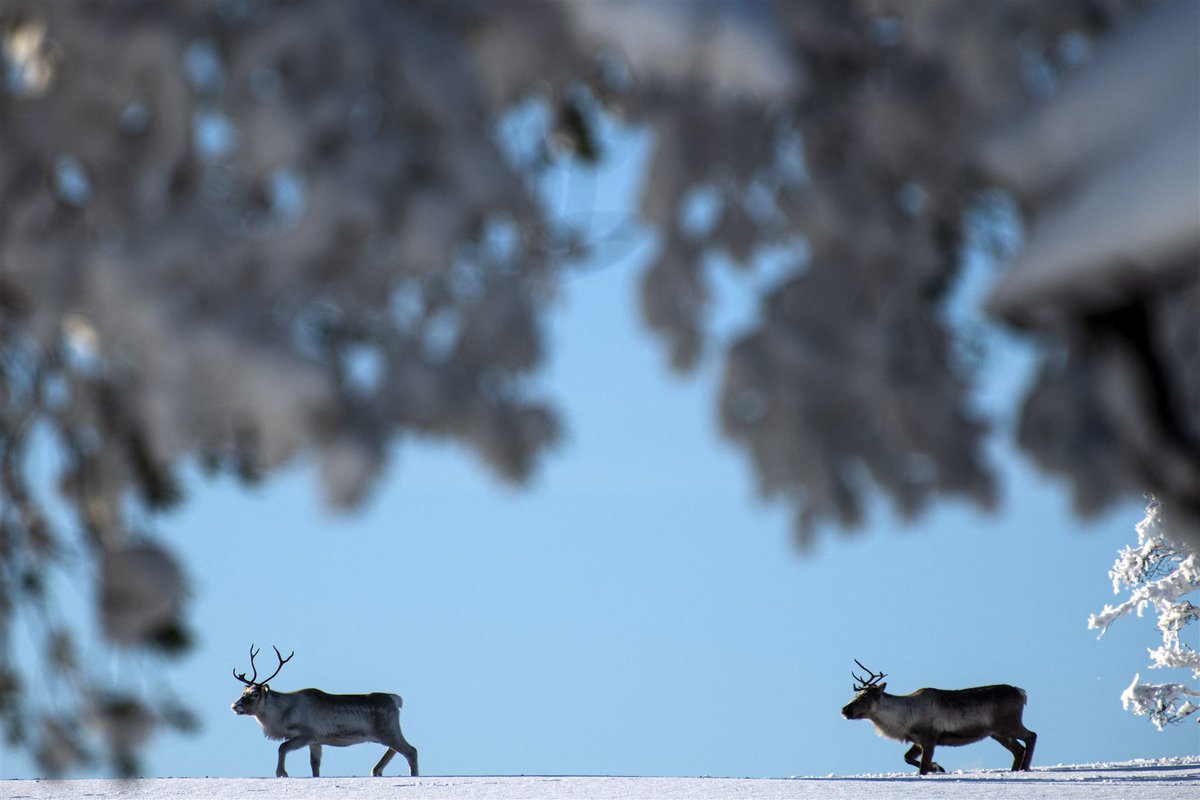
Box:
1090;499;1200;729
1121;677;1200;730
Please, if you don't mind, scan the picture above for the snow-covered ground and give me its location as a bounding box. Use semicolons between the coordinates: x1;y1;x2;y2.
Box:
3;759;1196;799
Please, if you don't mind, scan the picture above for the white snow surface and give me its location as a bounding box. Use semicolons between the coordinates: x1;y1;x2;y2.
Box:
3;759;1196;799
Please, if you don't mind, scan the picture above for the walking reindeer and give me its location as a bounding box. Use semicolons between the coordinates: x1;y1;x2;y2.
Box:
840;660;1036;775
230;645;418;777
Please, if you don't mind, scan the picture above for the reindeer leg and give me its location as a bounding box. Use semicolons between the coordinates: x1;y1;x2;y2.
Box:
917;737;941;775
903;744;923;770
375;716;419;777
401;739;419;777
373;748;395;777
309;743;323;777
1018;729;1036;771
374;734;419;777
276;736;310;778
991;735;1024;771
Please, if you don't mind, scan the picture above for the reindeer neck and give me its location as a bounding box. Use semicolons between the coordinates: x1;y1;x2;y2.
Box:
253;685;300;712
869;690;918;739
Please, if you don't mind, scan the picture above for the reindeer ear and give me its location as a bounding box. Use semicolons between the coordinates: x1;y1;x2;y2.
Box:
878;682;887;692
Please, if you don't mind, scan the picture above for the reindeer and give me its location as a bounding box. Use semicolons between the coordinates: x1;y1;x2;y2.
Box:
840;661;1036;775
230;645;419;778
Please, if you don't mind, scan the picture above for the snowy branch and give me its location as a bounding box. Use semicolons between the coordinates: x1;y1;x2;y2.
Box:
1093;499;1200;727
1122;674;1200;730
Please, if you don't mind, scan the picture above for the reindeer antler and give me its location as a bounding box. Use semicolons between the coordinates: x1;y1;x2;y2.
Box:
233;644;261;686
233;644;294;686
851;659;888;692
259;645;294;685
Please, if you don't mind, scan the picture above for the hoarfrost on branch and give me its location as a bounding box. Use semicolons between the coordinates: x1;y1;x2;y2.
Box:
1090;499;1200;729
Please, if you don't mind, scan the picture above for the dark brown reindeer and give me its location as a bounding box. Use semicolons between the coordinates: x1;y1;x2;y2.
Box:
840;660;1036;775
231;645;418;778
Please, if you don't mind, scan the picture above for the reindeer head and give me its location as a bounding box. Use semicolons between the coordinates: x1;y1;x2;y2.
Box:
230;644;293;716
841;659;888;719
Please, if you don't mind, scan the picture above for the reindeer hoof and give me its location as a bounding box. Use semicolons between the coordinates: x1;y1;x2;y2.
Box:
277;770;288;778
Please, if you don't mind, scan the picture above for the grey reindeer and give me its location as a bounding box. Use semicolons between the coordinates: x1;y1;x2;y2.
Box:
840;660;1036;775
230;645;419;777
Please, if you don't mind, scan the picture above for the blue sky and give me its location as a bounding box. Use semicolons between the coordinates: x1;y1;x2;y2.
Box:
2;115;1197;781
141;251;1198;778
